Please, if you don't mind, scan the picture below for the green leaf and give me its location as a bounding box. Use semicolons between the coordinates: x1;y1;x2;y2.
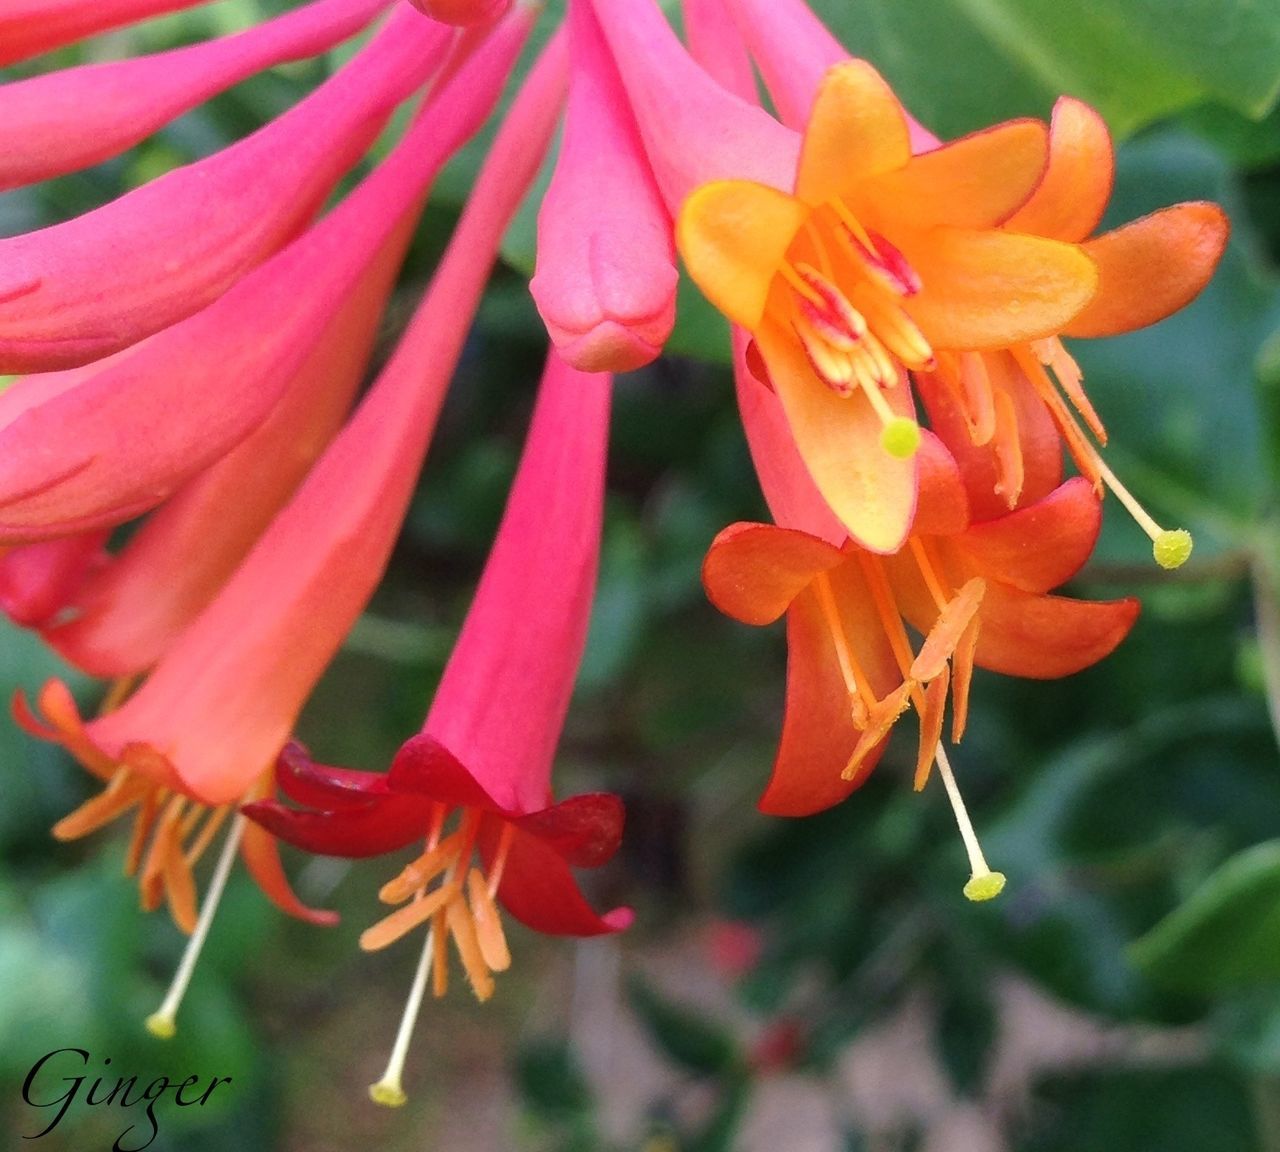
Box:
1131;840;1280;992
625;974;741;1076
811;0;1280;139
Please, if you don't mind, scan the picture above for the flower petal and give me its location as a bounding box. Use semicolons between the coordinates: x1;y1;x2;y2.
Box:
795;60;910;204
761;323;917;554
239;790;340;926
758;585;868;816
902;227;1098;349
678;180;808;329
911;431;970;538
1004;97;1114;242
860;118;1048;230
490;824;632;936
0;0;203;66
1063;203;1230;338
702;522;843;625
242;794;430;858
954;476;1102;594
973;584;1139;678
514;793;626;869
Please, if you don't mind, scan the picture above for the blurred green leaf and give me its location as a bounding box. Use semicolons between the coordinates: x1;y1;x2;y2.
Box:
1132;841;1280;992
626;974;741;1076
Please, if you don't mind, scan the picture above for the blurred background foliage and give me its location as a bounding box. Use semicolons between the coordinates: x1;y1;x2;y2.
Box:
2;0;1280;1149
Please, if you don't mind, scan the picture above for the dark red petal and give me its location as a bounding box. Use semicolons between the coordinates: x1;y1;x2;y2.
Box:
491;825;632;937
385;733;503;810
514;792;625;869
241;794;430;858
275;740;394;810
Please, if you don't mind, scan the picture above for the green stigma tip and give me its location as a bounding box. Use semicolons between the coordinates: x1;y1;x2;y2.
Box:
145;1013;176;1040
880;417;920;460
369;1082;408;1108
963;872;1006;902
1153;528;1193;570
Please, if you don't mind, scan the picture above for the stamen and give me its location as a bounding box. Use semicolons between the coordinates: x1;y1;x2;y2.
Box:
778;262;825;309
1031;338;1106;443
950;616;981;744
813;572;877;721
379;829;465;903
793;262;869;344
52;769;151;840
368;927;435;1108
990;386;1025;508
146;814;246;1039
862;231;923;297
909;539;951;612
445;897;494;1001
914;666;950;790
360;882;461;952
1095;456;1194;570
183;804;231;869
909;578;985;683
468;868;511;972
931;745;1005;902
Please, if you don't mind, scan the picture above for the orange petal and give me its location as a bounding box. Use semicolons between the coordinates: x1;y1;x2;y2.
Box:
861;119;1048;230
973;583;1139;678
910;577;985;682
903;227;1097;349
795;60;910;205
760;324;916;554
913;665;949;790
702;521;844;625
1004;97;1113;242
955;476;1101;594
1063;202;1229;338
677;180;808;328
758;586;866;817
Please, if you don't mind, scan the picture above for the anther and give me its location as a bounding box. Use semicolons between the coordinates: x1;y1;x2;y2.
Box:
1096;457;1194;570
932;745;1005;903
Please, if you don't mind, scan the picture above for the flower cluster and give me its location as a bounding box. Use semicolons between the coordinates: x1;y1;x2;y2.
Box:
1;0;1226;1103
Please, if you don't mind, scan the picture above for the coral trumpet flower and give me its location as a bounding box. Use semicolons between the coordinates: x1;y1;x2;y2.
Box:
703;461;1135;818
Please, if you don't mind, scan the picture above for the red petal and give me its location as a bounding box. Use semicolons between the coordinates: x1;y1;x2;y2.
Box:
911;432;970;537
490;825;632;937
514;793;626;869
241;794;431;858
239;816;339;926
955;476;1102;593
702;522;843;626
973;584;1139;678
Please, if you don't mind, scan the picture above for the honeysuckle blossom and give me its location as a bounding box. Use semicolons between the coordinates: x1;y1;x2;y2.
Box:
713;330;1136;897
247;352;630;1106
682;0;1229;564
11;15;563;1037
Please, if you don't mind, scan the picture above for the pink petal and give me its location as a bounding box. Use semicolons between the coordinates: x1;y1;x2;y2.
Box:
0;13;526;544
587;0;798;209
0;0;205;66
0;0;390;190
530;0;677;372
425;352;612;814
682;0;757;99
0;7;449;374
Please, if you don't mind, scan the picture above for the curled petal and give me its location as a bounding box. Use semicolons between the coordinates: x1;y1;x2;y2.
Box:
514;793;627;869
702;522;842;625
1004;97;1114;242
243;794;431;858
239;781;340;926
1063;203;1230;338
973;585;1139;679
954;477;1102;594
0;531;108;627
407;0;509;22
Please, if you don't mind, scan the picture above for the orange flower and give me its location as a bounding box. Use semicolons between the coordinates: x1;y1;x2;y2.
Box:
702;439;1136;898
679;62;1227;561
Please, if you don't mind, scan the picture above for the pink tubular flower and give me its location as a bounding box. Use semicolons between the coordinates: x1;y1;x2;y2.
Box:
246;350;630;1106
406;0;510;23
530;0;677;372
0;11;524;542
12;11;560;1030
